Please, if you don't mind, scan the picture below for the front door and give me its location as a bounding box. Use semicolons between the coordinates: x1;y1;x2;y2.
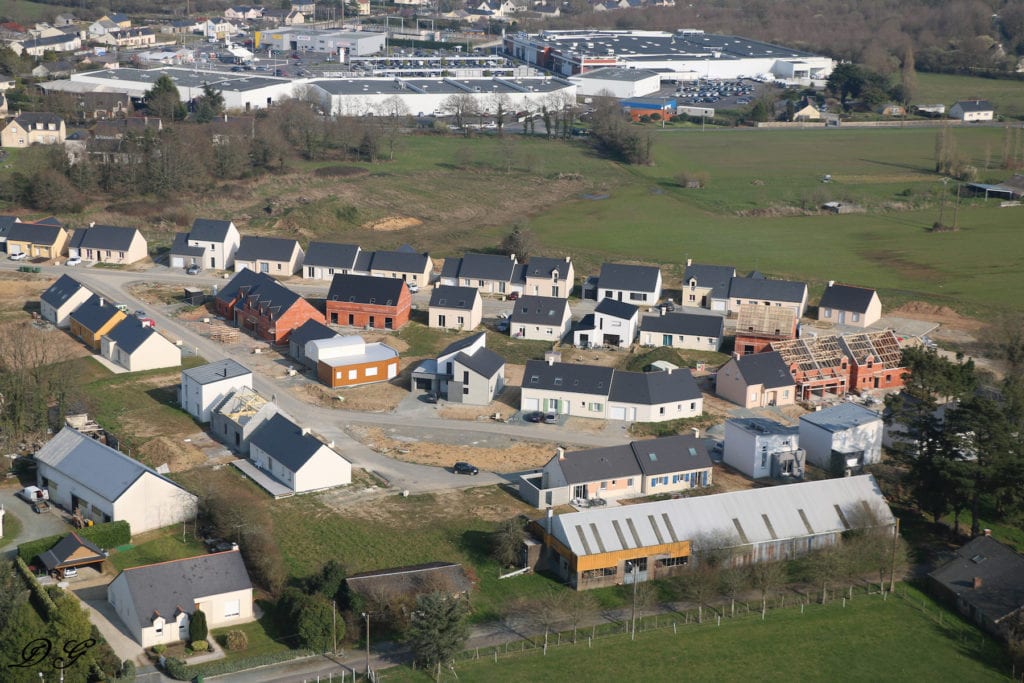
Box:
438;314;446;327
662;334;672;346
572;484;587;500
838;311;846;324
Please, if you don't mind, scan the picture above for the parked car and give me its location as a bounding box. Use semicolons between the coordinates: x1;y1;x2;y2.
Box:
524;411;544;423
186;264;201;275
424;392;438;403
134;310;147;318
408;283;419;294
62;567;78;578
543;413;558;424
8;252;26;261
65;257;82;266
508;292;519;300
453;461;479;475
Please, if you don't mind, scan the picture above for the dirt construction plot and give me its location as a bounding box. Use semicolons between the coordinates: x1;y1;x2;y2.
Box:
890;301;985;333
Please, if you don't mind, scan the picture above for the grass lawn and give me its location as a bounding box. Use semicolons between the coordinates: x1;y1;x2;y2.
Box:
210;612;293;661
382;585;1009;682
0;0;78;24
107;529;208;571
913;72;1024;118
0;510;24;548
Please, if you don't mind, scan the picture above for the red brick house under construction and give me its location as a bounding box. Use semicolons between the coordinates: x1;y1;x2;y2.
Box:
325;273;411;330
214;269;324;344
733;303;798;355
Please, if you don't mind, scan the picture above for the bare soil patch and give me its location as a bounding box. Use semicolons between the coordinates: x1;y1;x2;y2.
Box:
363;216;422;232
438;404;517;421
889;301;985;333
137;435;208;472
355;426;558;473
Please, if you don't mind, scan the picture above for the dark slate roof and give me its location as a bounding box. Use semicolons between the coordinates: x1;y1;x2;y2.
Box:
557;443;639;483
819;283;877;314
438;331;486;359
556;434;712;484
249;413;326;473
430;285;479;310
575;313;596;332
189;218;234;242
303;241;361;269
217;269;302;316
640;312;724;337
170;232;205;257
954;100;993;112
598;262;661;293
510;295;570;326
327;273;405;306
728;275;807;303
524;360;614;395
289;319;336;348
118;550;252;630
633;434;712;476
595;298;638;320
682;263;735;299
525;256;571;278
455;347;505;378
39;532;105;571
7;221;63;245
440;258;461;280
70;299;122;334
371;249;429;274
41;274;90;309
734;352;795;389
450;252;518;281
104;317;158;354
607;368;702;405
181;358;251;385
235;235;299;262
0;215;19;237
69;224;139;252
929;535;1024;622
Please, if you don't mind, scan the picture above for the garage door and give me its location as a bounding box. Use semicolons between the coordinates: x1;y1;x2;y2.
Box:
711;301;726;311
522;397;539;411
170;256;184;268
609;406;627;420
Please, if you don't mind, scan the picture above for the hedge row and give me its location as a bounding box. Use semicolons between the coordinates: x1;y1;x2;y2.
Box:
14;556;57;617
164;650;315;680
18;520;131;563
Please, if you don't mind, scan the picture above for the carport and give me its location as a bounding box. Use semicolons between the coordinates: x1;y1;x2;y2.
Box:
37;532;108;579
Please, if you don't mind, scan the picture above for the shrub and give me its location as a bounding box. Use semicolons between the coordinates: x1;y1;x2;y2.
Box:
225;630;249;652
189;609;208;642
152;644;167;655
118;659;136;681
191;640;209;653
163;657;189;681
18;521;131;563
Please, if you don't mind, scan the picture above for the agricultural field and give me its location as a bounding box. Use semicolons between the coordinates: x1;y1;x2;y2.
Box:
913;72;1024;118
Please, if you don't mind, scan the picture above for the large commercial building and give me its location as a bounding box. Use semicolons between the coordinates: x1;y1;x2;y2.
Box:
505;29;834;82
253;28;385;58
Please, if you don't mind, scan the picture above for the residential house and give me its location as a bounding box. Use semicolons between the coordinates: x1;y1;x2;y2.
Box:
180;359;254;423
520;359;702;422
841;330;906;393
301;241;367;281
36;532;107;579
792;101;821;121
573;298;638;348
0;214;18;250
9;33;82;57
680;260;735;311
233;235;304;276
594;262;662;306
368;246;433;287
770;330;905;401
87;18;120;37
68;224;148;264
950;100;994;122
169;218;241;271
107;550;253;647
40;275;95;328
100;13;132;28
638;310;723;351
733;303;798;355
69;298;127;351
1;112;66;147
312;335;400;388
248;414;352;492
4;219;68;259
32;61;75;79
528;474;894;590
288;319;337;369
224;6;265;20
54;14;78;26
325;273;411;330
439;252;523;295
522;256;574;298
35;427;198;533
95;28;155;48
723;418;804;480
214;270;324;344
101;318;181;372
817;282;882;328
799;402;883;475
429;285;482;330
929;534;1024;641
211;387;281;454
727;272;808;317
715;351;796;409
519;435;712;508
509;295;572;341
410;332;505;404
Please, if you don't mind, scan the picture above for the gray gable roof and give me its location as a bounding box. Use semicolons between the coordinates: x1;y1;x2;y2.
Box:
249;413;330;473
525;256;571;278
819;283;876;314
633;434;712;476
728;275;807;303
189;218;235;242
370;249;429;274
640;312;724;337
7;221;63;245
954;100;993;112
437;331;486;359
595;298;638;320
69;224;139;252
235;235;300;262
303;241;361;269
36;427;190;503
598;262;661;293
455;347;504;378
289;318;336;347
0;215;19;237
734;351;795;389
510;295;569;326
556;434;711;484
217;269;303;316
117;550;252;629
170;232;205;258
41;274;90;309
327;273;406;306
929;535;1024;622
39;532;106;571
557;443;639;483
682;263;735;299
607;368;702;405
105;318;159;354
524;360;613;395
182;358;251;385
430;285;479;310
450;252;518;281
70;299;122;334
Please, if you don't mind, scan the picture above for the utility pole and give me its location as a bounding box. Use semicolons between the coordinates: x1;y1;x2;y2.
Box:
627;561;638;640
361;612;371;678
889;517;900;593
332;600;337;655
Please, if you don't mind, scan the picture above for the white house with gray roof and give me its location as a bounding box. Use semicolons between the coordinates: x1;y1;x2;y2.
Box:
40;275;95;328
681;260;735;311
107;549;253;647
817;282;881;328
68;224;148;265
101;318;181;372
592;262;662;306
169;218;240;271
727;272;808;317
302;241;368;280
716;351;796;409
574;298;638;348
410;332;505;404
510;295;572;340
35;427;198;534
639;310;724;351
440;252;524;295
429;285;482;330
234;235;304;275
180;359;253;422
799;402;883;475
248;413;352;493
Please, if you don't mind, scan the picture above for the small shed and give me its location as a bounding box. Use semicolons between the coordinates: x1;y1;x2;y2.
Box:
183;287;205;306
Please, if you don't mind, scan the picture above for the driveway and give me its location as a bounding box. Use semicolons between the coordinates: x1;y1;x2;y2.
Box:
0;484;74;560
71;584;147;664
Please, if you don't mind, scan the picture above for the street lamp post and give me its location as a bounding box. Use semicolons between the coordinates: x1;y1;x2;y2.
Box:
361;611;371;678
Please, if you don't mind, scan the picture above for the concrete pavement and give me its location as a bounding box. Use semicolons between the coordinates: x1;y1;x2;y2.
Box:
0;485;75;559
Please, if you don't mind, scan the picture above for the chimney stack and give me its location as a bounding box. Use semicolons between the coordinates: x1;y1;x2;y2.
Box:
556;446;565;461
302;427;310;436
828;280;835;287
984;528;992;536
565;256;570;263
89;221;96;228
973;576;983;589
98;296;105;307
691;427;700;439
686;258;692;267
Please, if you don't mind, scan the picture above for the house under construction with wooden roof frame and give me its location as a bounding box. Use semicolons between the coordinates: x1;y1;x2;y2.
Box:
734;303;798;355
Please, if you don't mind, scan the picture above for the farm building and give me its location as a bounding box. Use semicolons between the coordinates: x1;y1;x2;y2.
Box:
528;474;893;590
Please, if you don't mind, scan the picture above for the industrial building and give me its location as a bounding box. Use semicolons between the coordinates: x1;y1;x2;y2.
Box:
505;29;835;82
253;28;385;58
528;474;893;590
568;67;662;98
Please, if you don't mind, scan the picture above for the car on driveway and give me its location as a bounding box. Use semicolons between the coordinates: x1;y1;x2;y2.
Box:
423;392;438;403
524;411;544;423
65;257;82;266
9;252;26;261
408;283;419;294
453;461;479;475
543;413;558;424
186;264;201;275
